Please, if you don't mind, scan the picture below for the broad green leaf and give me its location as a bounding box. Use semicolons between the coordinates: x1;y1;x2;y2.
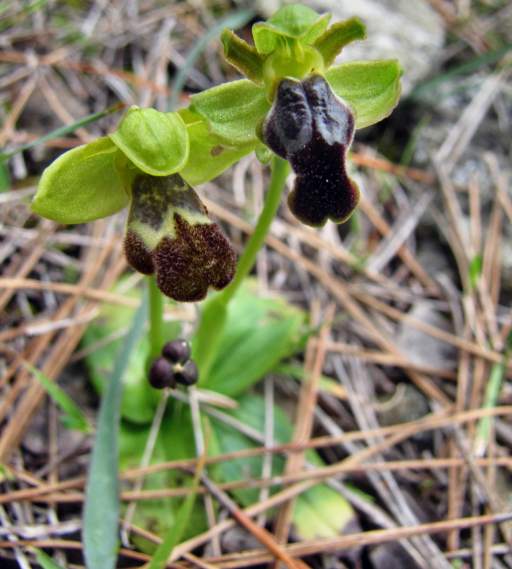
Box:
313;17;366;67
83;292;147;569
32;548;68;569
252;5;330;54
32;137;129;224
83;279;180;425
209;393;355;538
110;107;189;176
325;59;402;129
200;283;306;396
190;80;270;144
292;484;354;540
25;362;91;433
221;29;265;84
178;109;257;186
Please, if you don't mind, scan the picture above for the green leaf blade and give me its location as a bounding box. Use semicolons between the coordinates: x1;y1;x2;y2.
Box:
110;108;189;176
325;59;402;129
32;137;129;224
190;80;270;145
83;293;147;569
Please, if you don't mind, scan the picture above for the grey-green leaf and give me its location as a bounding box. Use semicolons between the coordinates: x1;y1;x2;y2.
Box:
110;107;189;176
83;292;147;569
325;59;402;129
190;80;270;144
32;137;129;224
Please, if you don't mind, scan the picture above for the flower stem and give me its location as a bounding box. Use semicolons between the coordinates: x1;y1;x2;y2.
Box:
195;155;289;381
148;275;164;363
219;155;290;305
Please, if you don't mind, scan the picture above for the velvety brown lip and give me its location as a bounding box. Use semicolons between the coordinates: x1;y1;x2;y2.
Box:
263;74;359;227
124;173;236;302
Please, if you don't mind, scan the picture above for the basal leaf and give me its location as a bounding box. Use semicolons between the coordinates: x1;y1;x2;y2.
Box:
292;484;354;540
200;282;306;396
190;80;269;144
32;137;129;224
83;292;147;569
110;108;189;176
252;5;330;54
178;109;257;186
209;393;355;539
325;59;402;129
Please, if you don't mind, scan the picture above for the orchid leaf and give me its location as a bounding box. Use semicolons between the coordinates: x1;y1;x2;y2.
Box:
110;107;189;176
32;137;129;224
252;5;330;54
325;59;402;129
190;80;269;144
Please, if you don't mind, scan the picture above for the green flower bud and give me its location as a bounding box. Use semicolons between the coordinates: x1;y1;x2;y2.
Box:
262;74;359;227
124;173;236;302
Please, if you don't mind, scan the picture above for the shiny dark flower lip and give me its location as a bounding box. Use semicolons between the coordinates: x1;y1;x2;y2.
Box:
263;74;359;227
124;173;236;302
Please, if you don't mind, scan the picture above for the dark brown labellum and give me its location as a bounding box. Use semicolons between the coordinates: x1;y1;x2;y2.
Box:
263;74;359;227
124;173;236;302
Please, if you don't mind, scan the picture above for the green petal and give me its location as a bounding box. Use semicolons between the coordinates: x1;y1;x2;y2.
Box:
32;137;129;224
313;17;366;67
325;59;402;129
252;5;330;54
178;109;257;186
110;107;189;176
190;80;269;144
221;29;265;84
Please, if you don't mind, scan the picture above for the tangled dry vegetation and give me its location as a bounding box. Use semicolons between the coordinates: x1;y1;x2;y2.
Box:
1;1;512;568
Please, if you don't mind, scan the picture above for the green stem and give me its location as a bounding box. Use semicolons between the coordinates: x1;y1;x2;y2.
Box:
148;275;164;363
220;155;290;303
195;156;289;380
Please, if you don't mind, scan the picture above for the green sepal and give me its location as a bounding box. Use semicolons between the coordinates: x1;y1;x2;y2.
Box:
190;80;270;144
325;59;402;129
178;109;257;186
110;107;189;176
32;137;129;224
252;4;330;54
221;29;265;84
313;17;366;67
